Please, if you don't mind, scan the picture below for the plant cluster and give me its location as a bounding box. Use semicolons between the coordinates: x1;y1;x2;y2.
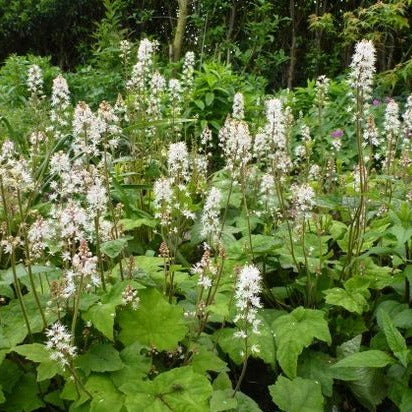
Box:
0;37;412;412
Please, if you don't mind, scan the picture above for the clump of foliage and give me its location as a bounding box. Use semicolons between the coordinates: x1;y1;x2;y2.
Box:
0;37;412;412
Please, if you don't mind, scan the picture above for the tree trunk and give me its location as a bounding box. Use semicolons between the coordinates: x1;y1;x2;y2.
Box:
287;0;297;89
226;2;236;64
172;0;189;62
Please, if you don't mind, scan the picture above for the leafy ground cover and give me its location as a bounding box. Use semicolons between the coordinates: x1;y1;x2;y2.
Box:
0;38;412;412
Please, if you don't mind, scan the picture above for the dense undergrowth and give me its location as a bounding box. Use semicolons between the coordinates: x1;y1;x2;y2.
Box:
0;37;412;412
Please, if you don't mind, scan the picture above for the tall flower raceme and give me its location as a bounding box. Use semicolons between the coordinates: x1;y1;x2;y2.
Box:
343;40;376;276
168;78;183;122
126;38;158;95
72;102;104;158
114;93;129;123
167;141;190;183
122;284;140;310
28;217;55;259
119;39;132;64
97;101;122;150
45;322;77;368
363;116;381;163
234;264;262;341
153;177;174;226
254;98;289;171
0;141;33;194
314;75;330;107
219;117;252;177
147;71;166;122
258;173;278;217
192;244;215;291
403;94;412;145
233;264;262;394
86;174;108;218
232;92;245;120
383;99;400;174
294;124;313;173
62;239;100;298
49;74;71;138
182;51;195;94
199;125;213;157
349;39;376;106
27;64;44;103
200;187;222;245
291;183;315;218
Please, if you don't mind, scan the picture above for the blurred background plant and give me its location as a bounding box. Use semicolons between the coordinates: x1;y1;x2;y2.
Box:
0;0;411;93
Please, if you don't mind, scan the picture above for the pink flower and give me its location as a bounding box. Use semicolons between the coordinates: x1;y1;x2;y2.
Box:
331;129;344;138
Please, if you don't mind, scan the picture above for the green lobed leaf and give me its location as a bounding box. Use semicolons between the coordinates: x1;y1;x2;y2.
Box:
76;344;124;375
11;343;50;363
118;287;187;351
83;301;116;340
191;346;228;374
122;366;212;412
235;392;262;411
332;350;394;369
101;237;132;258
85;374;124;412
346;367;387;411
272;307;331;378
210;389;237;412
0;372;44;411
269;376;324;412
298;350;335;397
110;343;152;389
324;277;371;314
400;389;412;412
0;385;5;404
379;309;409;367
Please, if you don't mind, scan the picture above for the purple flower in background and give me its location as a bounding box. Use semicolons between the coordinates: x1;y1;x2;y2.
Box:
372;98;380;106
331;129;344;138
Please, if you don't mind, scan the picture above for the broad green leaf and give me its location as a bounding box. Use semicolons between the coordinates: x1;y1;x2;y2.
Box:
298;350;335;397
101;237;131;258
43;390;65;409
37;360;62;382
11;343;50;363
0;385;4;404
324;277;370;314
0;294;57;348
122;366;212;412
400;389;412;412
269;376;324;412
10;343;64;382
83;301;117;340
235;392;262;411
347;367;387;411
120;218;156;231
379;309;409;367
337;334;362;358
215;312;276;366
332;350;394;368
191;346;228;374
118;288;187;351
213;373;233;391
0;373;44;411
76;344;123;375
272;307;331;378
210;389;237;411
85;375;124;412
111;343;151;388
0;360;22;394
